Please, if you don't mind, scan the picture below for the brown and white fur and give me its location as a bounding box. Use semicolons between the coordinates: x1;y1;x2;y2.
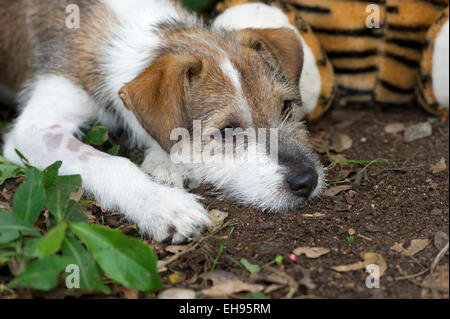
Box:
0;0;325;243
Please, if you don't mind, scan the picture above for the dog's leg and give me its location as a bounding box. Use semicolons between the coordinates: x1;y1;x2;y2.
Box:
3;75;211;243
141;139;201;190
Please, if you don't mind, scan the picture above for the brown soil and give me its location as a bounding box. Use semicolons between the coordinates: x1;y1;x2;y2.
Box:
165;104;449;299
0;104;448;299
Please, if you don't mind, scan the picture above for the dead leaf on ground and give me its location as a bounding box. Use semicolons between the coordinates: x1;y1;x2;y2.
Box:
384;123;406;134
293;247;330;259
303;212;325;218
332;252;387;277
430;157;447;174
69;188;84;202
329;154;347;163
421;265;449;299
200;271;264;297
0;201;11;211
404;122;432;142
330;134;353;153
165;245;189;254
118;287;139;299
324;185;352;197
264;284;284;294
158;288;196;299
208;209;228;232
391;239;430;256
434;231;449;251
169;272;186;284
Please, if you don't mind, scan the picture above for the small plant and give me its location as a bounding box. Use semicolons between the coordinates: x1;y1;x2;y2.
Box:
0;153;162;294
85;125;120;156
238;255;284;274
345;236;355;245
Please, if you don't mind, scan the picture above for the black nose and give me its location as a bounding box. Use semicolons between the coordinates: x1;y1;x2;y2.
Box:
287;167;318;198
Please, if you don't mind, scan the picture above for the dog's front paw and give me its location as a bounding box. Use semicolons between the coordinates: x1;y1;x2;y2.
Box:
136;188;212;243
141;155;187;188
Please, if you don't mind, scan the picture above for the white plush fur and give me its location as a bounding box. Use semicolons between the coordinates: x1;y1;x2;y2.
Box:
432;20;449;109
212;2;321;117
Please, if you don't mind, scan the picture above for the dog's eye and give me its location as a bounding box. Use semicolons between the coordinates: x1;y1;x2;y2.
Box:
220;126;236;140
282;100;293;115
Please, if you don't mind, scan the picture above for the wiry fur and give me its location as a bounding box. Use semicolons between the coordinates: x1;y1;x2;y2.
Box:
1;0;325;243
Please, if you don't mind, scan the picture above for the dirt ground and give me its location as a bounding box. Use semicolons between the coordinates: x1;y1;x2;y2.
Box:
0;103;448;299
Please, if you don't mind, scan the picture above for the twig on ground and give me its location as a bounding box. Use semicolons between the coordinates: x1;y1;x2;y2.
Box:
158;221;234;271
395;242;449;297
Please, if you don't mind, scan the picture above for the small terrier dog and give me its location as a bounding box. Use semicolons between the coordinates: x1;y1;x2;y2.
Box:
0;0;325;243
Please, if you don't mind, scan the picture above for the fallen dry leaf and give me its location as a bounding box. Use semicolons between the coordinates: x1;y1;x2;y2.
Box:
332;252;387;277
293;247;330;259
158;288;196;299
264;284;284;294
434;231;449;251
69;188;84;202
430;157;447;174
391;239;430;256
404;122;432;143
303;212;325;218
165;245;188;254
201;271;264;297
330;134;353;153
324;185;352;197
169;272;186;284
332;261;365;273
421;265;449;299
120;288;139;299
208;209;228;232
384;122;406;134
329;154;347;163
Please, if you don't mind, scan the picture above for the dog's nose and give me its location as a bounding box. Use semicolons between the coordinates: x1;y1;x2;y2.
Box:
287;167;318;198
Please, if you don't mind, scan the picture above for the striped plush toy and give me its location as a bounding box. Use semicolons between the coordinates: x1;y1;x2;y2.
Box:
213;0;449;120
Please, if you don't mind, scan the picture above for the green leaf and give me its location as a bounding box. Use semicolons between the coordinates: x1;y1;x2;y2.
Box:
345;236;355;244
86;125;109;146
275;255;283;265
63;200;88;223
13;168;46;224
22;238;40;257
44;171;82;221
70;223;163;291
107;144;120;156
37;223;68;257
245;291;269;299
0;210;40;243
0;156;25;185
61;235;110;293
240;258;261;274
43;161;62;188
8;255;71;291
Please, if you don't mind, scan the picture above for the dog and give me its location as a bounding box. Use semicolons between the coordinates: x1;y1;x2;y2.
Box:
0;0;325;243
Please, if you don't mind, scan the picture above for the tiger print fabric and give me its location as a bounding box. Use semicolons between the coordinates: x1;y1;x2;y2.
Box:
215;0;449;118
280;0;449;106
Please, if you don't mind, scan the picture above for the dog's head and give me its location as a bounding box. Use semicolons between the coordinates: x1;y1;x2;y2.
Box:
119;26;325;211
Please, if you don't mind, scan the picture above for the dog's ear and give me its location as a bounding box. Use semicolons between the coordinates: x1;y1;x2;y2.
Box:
237;28;303;86
119;54;202;151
